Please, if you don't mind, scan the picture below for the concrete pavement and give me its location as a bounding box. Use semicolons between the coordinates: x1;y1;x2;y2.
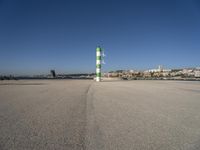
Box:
86;80;200;150
0;80;91;150
0;80;200;150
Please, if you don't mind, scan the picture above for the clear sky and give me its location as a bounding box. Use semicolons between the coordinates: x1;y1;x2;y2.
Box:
0;0;200;75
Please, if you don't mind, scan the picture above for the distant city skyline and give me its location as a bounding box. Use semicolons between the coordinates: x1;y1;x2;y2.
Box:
0;0;200;75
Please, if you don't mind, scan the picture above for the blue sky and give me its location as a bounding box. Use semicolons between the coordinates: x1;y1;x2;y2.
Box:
0;0;200;75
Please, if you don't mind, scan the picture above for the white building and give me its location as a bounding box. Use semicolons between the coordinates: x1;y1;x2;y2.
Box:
148;65;171;73
194;70;200;77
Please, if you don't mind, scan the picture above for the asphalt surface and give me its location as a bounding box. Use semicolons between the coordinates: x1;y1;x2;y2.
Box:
0;80;200;150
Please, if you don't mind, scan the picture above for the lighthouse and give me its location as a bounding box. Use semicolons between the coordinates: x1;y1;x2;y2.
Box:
96;46;102;82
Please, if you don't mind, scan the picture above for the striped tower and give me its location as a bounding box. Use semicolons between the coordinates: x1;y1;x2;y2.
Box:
96;46;102;82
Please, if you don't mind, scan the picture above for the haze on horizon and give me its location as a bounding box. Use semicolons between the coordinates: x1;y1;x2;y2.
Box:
0;0;200;75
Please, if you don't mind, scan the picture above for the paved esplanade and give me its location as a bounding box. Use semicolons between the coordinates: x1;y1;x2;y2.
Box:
0;80;200;150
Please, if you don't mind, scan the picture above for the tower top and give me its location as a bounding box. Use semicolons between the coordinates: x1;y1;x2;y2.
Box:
96;46;101;52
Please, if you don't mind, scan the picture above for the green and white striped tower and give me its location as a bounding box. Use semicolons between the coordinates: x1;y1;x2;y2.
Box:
96;46;102;82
